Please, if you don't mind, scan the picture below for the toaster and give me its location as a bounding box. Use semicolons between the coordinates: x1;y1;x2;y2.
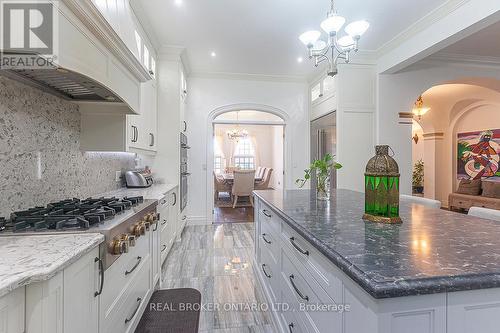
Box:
125;171;153;188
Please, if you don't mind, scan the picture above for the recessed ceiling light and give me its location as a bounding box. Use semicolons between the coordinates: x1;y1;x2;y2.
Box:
211;51;217;57
297;57;303;63
174;0;182;6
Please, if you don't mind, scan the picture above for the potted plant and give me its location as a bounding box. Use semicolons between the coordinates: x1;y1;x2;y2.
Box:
412;159;424;194
296;154;342;201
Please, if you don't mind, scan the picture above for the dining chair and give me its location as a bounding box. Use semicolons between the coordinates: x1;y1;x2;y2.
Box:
232;170;256;208
468;207;500;222
256;167;263;179
255;168;274;190
214;171;232;201
400;195;441;209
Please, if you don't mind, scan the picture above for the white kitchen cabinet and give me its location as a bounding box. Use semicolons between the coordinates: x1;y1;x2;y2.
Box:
63;249;100;333
81;78;157;153
158;187;180;268
128;79;157;152
26;272;64;333
254;197;449;333
25;247;99;333
0;287;25;333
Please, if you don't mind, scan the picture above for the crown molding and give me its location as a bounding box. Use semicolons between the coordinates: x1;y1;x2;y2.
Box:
128;0;161;51
189;71;307;83
61;0;151;82
426;52;500;67
376;0;470;58
158;45;192;74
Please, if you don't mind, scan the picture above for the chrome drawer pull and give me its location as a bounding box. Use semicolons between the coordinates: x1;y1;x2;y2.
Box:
261;264;271;278
289;237;309;256
125;256;142;275
262;210;272;218
161;219;167;225
289;275;309;301
161;244;167;252
262;233;272;244
125;297;142;324
288;323;294;332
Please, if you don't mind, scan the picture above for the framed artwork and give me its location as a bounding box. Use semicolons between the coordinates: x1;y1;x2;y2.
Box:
457;129;500;182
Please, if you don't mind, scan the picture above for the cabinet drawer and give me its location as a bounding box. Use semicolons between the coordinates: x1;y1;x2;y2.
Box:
103;256;151;333
258;203;280;235
160;224;174;265
259;222;280;265
258;245;281;304
281;221;343;303
101;231;151;318
282;251;343;333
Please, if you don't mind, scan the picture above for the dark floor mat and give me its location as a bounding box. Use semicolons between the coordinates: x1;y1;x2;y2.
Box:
135;288;201;333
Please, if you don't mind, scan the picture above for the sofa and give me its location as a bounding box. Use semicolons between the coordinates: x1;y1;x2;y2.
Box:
449;179;500;211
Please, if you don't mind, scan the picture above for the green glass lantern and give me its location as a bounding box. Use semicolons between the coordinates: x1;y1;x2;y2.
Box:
363;145;402;224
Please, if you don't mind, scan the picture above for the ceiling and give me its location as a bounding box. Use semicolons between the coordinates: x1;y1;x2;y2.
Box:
435;21;500;58
133;0;449;77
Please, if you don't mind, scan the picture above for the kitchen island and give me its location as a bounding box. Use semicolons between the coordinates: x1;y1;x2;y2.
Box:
253;189;500;333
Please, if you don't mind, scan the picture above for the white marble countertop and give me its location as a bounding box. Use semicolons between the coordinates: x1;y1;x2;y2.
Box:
98;183;177;201
0;233;104;298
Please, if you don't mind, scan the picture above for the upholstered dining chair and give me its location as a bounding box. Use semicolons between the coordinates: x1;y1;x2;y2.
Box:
256;167;263;179
232;170;256;208
214;172;232;201
400;195;441;209
255;168;273;190
468;207;500;222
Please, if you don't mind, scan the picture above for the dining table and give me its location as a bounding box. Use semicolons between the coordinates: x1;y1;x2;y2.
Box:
221;173;263;183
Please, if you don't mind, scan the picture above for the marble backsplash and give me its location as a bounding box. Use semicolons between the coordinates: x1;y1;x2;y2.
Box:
0;76;135;217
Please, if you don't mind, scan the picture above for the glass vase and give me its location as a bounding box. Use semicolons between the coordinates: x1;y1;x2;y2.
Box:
316;172;331;201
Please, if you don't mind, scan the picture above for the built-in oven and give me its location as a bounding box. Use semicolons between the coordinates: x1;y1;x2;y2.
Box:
180;133;190;212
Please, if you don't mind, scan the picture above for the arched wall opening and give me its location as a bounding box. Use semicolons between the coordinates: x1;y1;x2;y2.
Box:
206;104;288;222
407;80;500;207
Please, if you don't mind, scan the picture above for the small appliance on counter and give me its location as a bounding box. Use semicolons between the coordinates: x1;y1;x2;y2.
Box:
125;169;154;188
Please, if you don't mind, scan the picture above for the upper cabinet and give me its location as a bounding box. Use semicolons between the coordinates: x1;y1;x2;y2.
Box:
92;0;157;80
310;75;337;120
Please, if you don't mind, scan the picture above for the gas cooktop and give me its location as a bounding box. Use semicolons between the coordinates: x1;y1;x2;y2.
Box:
0;196;145;233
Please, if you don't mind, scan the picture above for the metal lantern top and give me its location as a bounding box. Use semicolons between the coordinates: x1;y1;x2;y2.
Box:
365;145;399;177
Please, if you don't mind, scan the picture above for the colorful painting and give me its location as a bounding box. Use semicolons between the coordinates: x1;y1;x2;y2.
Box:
457;129;500;182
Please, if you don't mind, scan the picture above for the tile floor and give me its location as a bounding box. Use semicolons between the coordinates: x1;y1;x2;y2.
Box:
160;223;275;333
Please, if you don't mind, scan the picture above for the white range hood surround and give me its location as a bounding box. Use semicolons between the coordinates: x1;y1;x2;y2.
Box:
0;0;151;115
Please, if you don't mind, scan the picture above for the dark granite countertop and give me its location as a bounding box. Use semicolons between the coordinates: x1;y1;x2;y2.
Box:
253;189;500;299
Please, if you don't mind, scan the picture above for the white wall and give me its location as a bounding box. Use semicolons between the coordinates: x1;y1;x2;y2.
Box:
185;76;308;222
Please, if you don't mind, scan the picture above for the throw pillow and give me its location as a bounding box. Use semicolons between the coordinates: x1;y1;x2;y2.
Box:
456;179;482;195
482;181;500;199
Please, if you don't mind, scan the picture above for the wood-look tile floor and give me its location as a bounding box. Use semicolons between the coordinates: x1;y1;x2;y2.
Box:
213;207;254;224
160;223;275;333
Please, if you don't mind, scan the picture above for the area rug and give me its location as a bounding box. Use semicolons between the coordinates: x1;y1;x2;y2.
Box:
215;193;252;208
135;288;201;333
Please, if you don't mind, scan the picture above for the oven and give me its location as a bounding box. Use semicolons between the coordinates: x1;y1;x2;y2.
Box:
180;133;190;212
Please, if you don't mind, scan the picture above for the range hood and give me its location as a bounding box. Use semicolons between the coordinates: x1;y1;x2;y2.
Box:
0;59;122;103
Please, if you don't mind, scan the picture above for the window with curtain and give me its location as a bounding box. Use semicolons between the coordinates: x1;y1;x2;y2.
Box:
214;136;224;174
234;138;255;170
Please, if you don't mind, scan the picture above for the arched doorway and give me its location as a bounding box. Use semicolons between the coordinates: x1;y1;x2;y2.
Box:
206;104;288;223
407;80;500;207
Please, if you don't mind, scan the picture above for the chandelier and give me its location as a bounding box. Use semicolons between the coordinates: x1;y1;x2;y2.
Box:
412;96;431;120
298;0;369;76
226;111;248;141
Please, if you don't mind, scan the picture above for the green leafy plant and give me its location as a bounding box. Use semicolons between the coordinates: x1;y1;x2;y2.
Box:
412;159;424;187
296;154;342;195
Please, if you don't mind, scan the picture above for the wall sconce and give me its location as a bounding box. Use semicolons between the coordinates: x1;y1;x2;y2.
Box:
413;133;419;144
